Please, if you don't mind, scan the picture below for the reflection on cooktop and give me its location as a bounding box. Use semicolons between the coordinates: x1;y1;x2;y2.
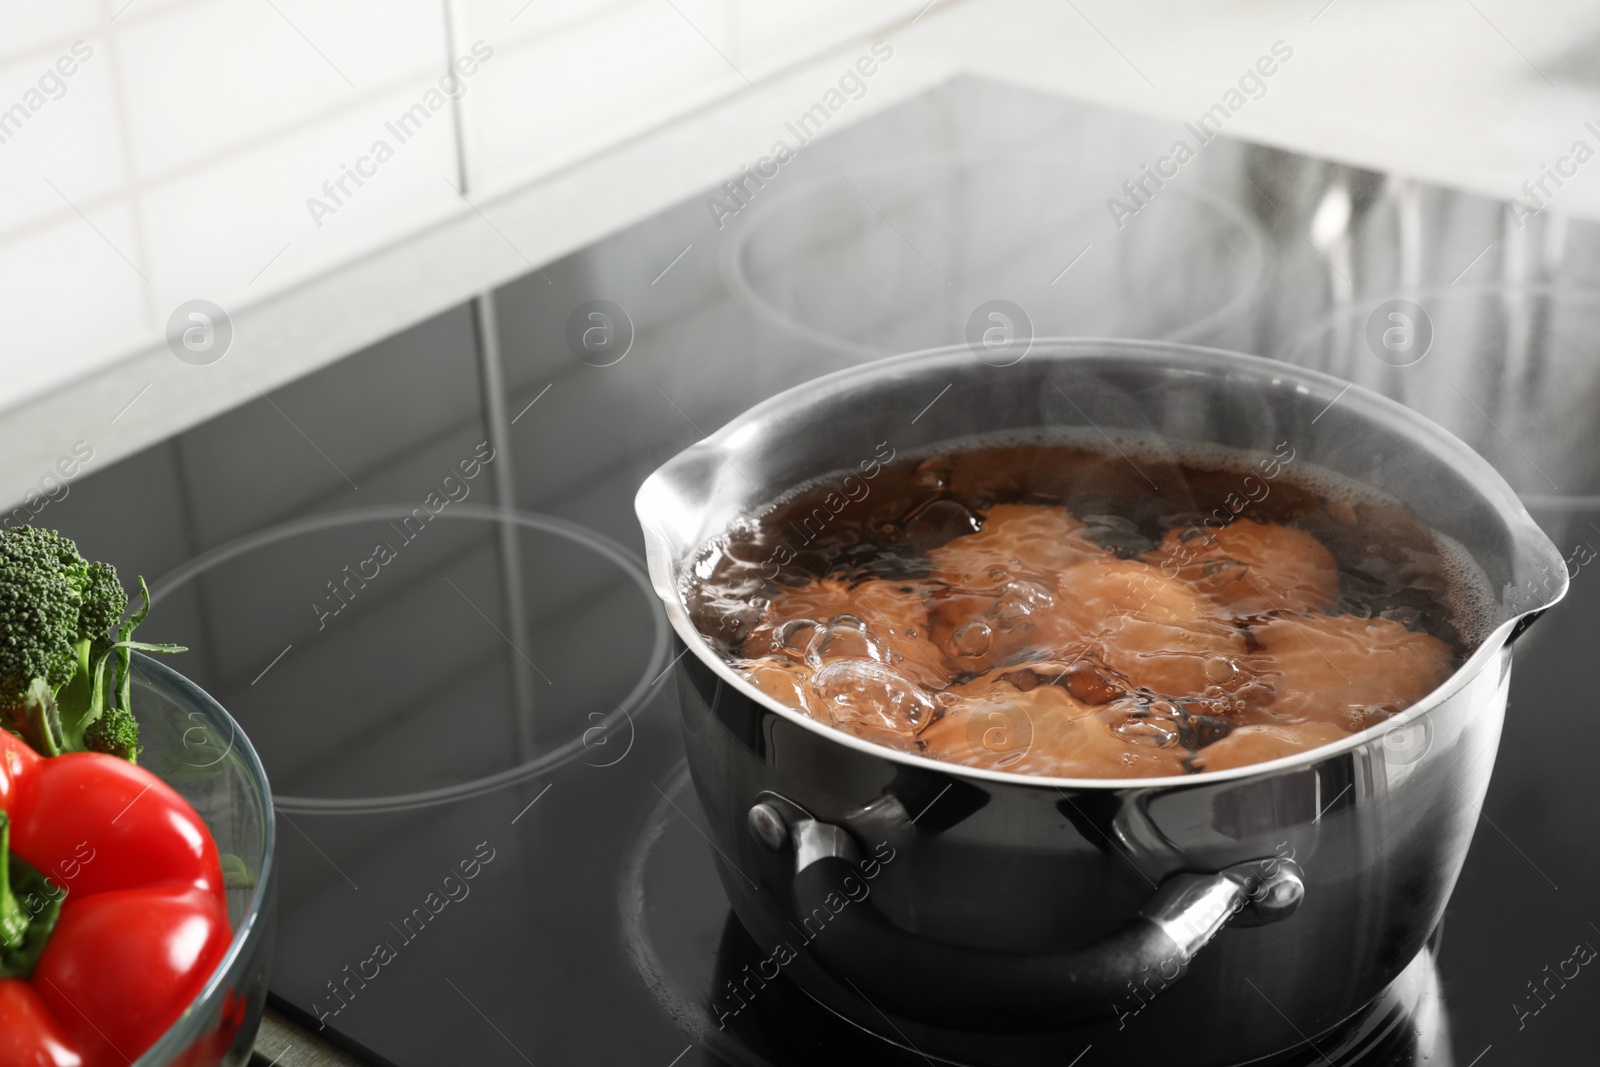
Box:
38;72;1600;1065
146;505;667;812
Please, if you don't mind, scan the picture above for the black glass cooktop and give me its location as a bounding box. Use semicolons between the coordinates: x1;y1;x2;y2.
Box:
42;76;1600;1065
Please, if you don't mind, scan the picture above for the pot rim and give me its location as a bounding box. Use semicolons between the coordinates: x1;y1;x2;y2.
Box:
638;337;1567;791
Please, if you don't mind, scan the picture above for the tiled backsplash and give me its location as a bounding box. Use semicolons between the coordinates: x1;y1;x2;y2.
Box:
0;0;928;410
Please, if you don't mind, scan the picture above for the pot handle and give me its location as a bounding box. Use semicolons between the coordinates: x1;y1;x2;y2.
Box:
747;794;1304;1029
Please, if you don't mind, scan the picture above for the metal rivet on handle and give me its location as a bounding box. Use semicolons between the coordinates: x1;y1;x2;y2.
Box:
747;802;789;852
1251;862;1306;923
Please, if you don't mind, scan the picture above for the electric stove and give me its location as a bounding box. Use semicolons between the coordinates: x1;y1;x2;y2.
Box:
42;75;1600;1065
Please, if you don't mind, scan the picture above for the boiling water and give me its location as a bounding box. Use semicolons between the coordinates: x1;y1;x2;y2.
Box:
684;437;1490;777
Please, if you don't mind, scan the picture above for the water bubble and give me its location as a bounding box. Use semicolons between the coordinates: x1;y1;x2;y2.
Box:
949;621;993;659
812;660;937;736
775;618;819;655
1112;717;1180;748
1202;654;1242;685
806;615;881;667
995;580;1054;627
1235;680;1277;706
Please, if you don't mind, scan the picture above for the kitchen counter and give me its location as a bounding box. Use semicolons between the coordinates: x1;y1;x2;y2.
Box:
249;1011;366;1067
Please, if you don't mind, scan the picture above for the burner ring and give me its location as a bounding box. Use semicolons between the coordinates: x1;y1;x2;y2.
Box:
150;504;670;815
618;763;748;1060
620;763;799;1067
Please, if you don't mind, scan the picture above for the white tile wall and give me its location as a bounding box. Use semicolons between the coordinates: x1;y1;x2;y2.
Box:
454;0;734;192
0;0;931;407
3;3;102;55
0;37;124;231
140;82;463;311
452;0;925;195
116;0;446;171
731;0;910;72
0;204;150;396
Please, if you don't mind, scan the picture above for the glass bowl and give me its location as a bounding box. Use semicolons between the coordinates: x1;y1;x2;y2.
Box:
123;653;276;1067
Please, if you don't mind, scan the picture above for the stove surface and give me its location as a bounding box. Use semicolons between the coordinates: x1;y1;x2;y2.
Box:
44;76;1600;1065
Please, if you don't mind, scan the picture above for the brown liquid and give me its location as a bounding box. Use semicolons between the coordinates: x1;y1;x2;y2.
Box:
684;439;1472;777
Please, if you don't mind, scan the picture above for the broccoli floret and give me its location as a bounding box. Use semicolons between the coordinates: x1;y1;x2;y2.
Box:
79;561;127;654
0;527;89;699
82;708;140;762
0;527;179;762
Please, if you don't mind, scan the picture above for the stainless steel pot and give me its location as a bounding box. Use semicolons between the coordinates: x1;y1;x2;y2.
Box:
635;339;1567;1065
